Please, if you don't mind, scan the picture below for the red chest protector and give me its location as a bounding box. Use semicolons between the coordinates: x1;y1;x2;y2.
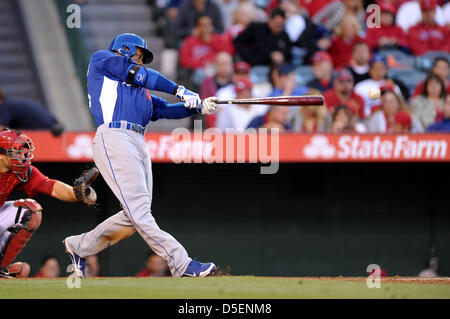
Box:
0;170;28;208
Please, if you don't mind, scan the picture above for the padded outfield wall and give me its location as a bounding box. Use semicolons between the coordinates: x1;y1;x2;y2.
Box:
14;161;450;278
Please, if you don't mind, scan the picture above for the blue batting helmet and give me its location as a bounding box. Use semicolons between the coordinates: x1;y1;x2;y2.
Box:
109;33;153;64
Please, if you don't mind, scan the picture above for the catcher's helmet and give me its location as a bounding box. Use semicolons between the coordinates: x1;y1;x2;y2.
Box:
109;33;153;64
0;128;34;182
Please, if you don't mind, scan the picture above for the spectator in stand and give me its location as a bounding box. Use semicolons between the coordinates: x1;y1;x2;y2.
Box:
367;88;409;132
216;78;268;131
217;0;239;30
179;15;233;71
216;61;265;100
200;52;234;128
167;0;182;23
135;252;170;277
354;55;404;118
365;2;409;52
323;69;365;120
330;104;354;132
411;73;447;129
174;0;224;41
34;255;61;278
294;16;333;66
269;64;309;97
342;0;366;29
328;14;365;69
407;0;450;55
200;52;234;99
426;94;450;131
299;0;346;31
247;105;292;132
296;105;329;132
445;1;450;26
347;41;371;84
233;8;292;66
291;88;330;131
413;56;450;97
390;110;413;132
86;255;100;277
279;0;307;44
225;1;257;50
0;87;64;136
306;51;334;92
396;0;445;32
219;0;267;31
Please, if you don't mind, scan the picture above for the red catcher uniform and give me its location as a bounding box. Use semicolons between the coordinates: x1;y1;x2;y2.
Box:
407;23;450;55
0;129;56;277
0;166;57;207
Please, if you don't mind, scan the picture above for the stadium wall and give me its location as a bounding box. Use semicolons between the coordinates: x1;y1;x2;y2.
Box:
14;162;450;278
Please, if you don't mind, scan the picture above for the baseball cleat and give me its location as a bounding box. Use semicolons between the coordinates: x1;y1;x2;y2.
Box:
0;266;14;279
63;239;87;278
182;259;216;277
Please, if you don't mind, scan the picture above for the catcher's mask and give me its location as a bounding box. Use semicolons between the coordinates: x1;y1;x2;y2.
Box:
0;128;34;182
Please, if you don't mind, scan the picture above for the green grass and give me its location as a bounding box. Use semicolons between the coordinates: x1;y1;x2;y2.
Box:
1;276;449;299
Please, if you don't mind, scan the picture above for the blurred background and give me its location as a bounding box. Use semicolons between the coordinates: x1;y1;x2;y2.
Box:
1;0;449;278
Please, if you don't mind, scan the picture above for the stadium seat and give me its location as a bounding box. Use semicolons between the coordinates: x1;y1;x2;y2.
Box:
376;49;415;69
388;68;427;94
253;0;270;8
291;47;307;67
415;51;450;72
250;66;270;84
295;66;314;86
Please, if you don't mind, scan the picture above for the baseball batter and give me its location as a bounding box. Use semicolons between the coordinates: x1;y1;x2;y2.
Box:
64;33;218;278
0;128;96;278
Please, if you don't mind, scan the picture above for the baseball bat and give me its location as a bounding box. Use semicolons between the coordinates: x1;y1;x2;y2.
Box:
215;95;324;106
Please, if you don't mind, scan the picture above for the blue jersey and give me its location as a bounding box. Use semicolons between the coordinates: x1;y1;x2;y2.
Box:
87;50;194;127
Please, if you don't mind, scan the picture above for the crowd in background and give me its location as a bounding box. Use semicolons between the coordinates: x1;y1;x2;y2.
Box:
1;0;450;134
154;0;450;133
31;252;169;278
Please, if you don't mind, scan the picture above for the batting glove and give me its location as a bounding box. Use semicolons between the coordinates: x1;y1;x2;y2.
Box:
199;96;219;115
175;85;201;109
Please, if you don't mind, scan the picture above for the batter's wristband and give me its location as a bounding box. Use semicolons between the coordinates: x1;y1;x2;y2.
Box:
126;64;141;85
173;85;180;96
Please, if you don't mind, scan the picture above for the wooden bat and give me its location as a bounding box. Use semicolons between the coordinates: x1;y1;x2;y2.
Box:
215;95;324;106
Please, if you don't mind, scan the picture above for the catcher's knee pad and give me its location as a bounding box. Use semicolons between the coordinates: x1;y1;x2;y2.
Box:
0;199;42;268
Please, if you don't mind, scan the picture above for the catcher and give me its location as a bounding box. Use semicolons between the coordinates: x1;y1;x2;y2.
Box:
0;128;98;278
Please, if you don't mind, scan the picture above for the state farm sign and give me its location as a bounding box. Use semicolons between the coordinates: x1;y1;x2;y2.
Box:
301;135;448;161
21;131;450;163
146;135;214;162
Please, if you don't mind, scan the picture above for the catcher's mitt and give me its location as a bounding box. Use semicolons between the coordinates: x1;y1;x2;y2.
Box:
73;165;99;207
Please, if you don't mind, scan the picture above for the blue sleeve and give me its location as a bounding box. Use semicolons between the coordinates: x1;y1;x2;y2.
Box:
151;96;198;121
132;66;178;95
91;50;131;82
92;50;178;95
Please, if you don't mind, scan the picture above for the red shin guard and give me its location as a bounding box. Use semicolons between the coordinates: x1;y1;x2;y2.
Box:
0;199;42;268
